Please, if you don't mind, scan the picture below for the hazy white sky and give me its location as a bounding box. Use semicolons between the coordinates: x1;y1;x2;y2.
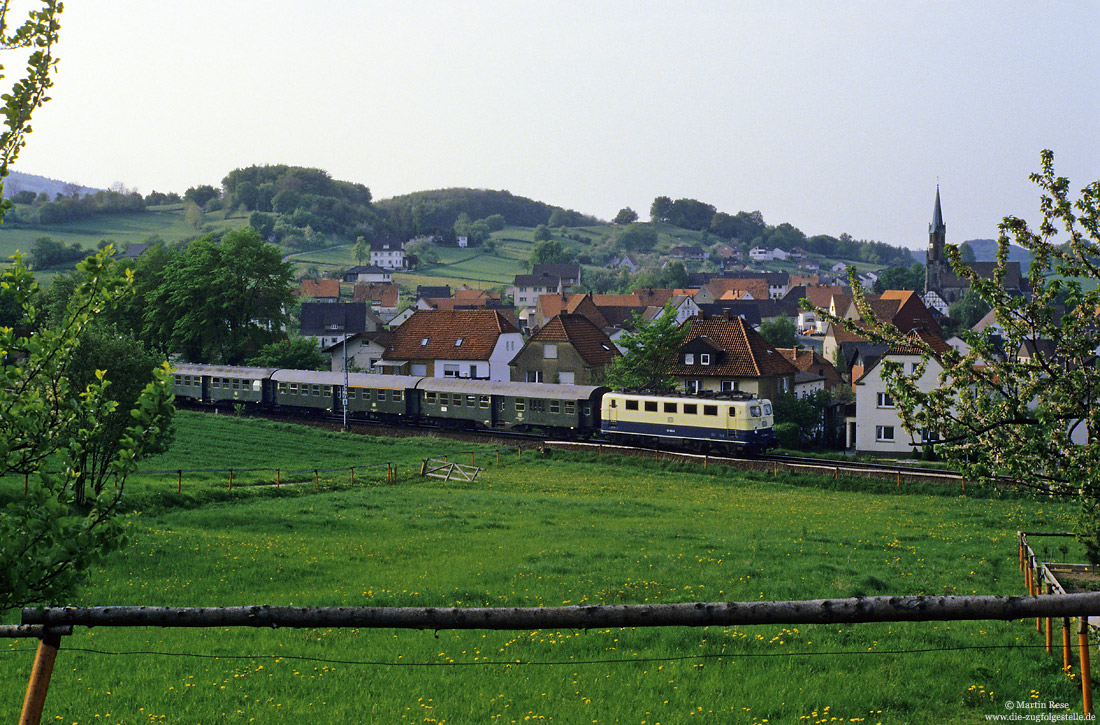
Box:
10;0;1100;249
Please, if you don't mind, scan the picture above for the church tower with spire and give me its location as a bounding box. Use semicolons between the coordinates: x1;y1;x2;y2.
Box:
925;186;948;297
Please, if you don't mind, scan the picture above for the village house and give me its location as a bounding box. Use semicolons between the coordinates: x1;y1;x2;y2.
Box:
379;309;523;381
369;238;405;270
324;330;393;373
343;265;392;284
299;301;384;348
666;314;798;398
509;314;620;385
298;279;341;303
847;329;951;453
352;282;400;320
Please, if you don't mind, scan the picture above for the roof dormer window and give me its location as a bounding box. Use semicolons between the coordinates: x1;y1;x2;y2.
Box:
455;338;463;346
420;337;430;346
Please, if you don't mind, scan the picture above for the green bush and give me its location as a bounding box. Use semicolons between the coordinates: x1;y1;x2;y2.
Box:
774;421;800;449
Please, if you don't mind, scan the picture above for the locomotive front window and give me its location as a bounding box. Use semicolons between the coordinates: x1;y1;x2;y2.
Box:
763;404;772;415
750;406;761;417
625;399;638;410
663;402;677;413
703;405;718;416
683;403;698;415
644;401;658;412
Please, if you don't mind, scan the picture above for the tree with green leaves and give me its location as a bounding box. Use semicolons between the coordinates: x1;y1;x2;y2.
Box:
603;303;688;391
818;151;1100;560
143;227;295;364
650;196;672;223
247;337;328;371
613;207;638;225
530;239;572;267
354;235;369;265
533;224;552;242
948;287;992;331
759;316;797;348
1;250;175;613
872;263;925;294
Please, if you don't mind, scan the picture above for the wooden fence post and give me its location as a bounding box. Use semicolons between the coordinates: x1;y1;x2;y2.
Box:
315;470;319;491
518;447;521;460
276;469;281;487
349;468;354;486
228;469;233;491
1036;562;1043;632
24;473;28;496
177;470;182;494
1046;583;1053;653
19;629;63;725
420;459;428;476
471;453;475;466
1064;617;1073;672
1080;617;1093;716
496;450;500;465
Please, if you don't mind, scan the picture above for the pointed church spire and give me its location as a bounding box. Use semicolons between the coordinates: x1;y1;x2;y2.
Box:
930;185;945;235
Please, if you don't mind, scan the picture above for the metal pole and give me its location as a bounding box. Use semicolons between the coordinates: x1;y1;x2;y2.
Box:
19;630;63;725
1046;583;1053;653
343;307;349;432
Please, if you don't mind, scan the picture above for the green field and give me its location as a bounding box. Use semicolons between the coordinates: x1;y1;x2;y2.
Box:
0;205;251;263
0;412;1087;723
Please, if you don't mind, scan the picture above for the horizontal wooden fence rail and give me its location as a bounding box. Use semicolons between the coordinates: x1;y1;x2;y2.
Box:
23;593;1100;630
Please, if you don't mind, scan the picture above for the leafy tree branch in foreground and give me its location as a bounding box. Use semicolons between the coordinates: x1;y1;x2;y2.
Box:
810;151;1100;559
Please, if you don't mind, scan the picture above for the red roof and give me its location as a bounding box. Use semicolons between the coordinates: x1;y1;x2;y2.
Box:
529;314;620;366
668;316;799;378
300;279;341;299
386;310;518;361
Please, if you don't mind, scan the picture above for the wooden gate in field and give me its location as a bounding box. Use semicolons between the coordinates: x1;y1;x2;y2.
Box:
420;457;482;482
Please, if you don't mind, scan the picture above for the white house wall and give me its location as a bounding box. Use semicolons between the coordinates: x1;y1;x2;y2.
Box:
853;353;942;454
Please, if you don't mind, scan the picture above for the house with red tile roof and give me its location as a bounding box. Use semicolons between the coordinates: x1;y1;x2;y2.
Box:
509;314;620;385
380;310;523;381
822;289;941;362
353;282;400;319
667;314;798;398
775;347;843;392
534;293;610;332
299;279;341;302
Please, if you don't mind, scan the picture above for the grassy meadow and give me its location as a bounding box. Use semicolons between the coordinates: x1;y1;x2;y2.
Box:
0;412;1087;723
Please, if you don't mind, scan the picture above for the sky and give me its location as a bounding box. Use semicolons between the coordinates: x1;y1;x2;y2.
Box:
7;0;1100;250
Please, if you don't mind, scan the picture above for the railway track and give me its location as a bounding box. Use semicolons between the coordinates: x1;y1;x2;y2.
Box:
184;405;1049;493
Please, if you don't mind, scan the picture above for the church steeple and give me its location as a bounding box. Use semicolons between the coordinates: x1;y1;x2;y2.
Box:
930;185;945;236
926;185;947;297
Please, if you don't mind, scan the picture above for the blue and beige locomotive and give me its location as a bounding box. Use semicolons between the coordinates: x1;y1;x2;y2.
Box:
171;363;774;454
600;390;775;454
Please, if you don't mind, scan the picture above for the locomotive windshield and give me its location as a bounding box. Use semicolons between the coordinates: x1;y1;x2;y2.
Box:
763;403;772;415
750;405;761;417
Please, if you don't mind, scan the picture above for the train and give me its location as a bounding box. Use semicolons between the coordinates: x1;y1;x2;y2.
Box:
171;363;776;454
